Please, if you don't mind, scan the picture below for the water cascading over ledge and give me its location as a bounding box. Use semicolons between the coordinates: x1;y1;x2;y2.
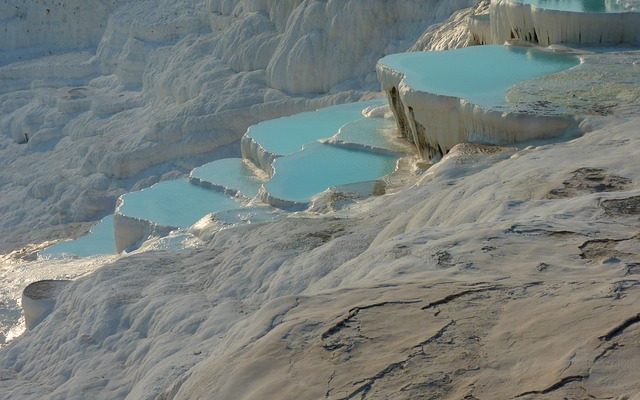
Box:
377;45;581;161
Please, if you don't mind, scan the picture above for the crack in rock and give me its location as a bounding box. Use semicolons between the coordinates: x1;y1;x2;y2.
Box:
579;234;639;261
547;168;631;199
599;313;640;341
601;195;640;216
421;286;501;310
593;343;621;363
515;375;589;397
336;321;456;400
321;300;423;341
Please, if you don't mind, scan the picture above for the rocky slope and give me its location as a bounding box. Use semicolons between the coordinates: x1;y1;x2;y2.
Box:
2;1;640;399
1;114;640;399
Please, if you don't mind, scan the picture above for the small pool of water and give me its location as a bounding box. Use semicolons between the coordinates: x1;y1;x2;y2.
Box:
330;117;404;154
514;0;635;12
118;179;240;228
246;100;385;156
265;142;398;204
378;45;579;108
40;215;116;258
190;158;264;198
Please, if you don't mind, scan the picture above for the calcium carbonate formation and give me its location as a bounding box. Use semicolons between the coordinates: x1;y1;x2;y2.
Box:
377;45;580;160
489;0;640;46
41;0;639;257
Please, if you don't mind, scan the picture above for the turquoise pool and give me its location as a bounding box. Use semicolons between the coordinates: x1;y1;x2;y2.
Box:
190;158;264;198
378;45;579;107
246;100;385;156
265;142;398;204
118;179;240;228
514;0;633;13
41;215;116;258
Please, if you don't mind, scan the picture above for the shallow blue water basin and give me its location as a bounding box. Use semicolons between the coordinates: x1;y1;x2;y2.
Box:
41;215;116;258
118;179;240;228
190;158;264;198
514;0;633;12
378;45;579;108
265;142;398;204
246;100;385;156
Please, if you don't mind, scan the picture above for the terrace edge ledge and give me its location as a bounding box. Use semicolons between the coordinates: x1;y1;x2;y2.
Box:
490;0;640;46
376;45;581;161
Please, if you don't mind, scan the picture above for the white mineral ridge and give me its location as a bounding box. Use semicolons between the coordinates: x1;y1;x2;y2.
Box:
0;0;474;252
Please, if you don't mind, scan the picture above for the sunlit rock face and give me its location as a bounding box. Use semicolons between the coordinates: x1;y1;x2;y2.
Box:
490;0;640;46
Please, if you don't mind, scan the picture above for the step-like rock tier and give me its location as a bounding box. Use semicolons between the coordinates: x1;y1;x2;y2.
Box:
114;179;241;252
241;100;385;176
490;0;640;46
377;45;580;160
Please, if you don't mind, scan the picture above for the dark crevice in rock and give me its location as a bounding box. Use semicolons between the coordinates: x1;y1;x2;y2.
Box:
413;320;455;351
599;313;640;341
388;87;410;142
601;195;640;216
547;168;631;199
515;375;588;397
505;224;579;237
421;286;500;310
336;321;456;400
593;343;621;363
579;234;639;261
321;300;423;340
625;263;640;276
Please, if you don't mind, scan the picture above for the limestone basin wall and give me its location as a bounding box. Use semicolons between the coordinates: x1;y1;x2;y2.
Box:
376;63;579;161
490;0;640;46
113;212;175;254
469;14;491;45
22;280;71;330
240;135;277;177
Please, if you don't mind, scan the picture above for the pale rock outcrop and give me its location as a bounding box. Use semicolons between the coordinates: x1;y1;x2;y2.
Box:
411;1;491;51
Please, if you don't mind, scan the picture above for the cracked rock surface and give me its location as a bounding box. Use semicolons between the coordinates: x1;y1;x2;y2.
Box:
2;116;639;398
